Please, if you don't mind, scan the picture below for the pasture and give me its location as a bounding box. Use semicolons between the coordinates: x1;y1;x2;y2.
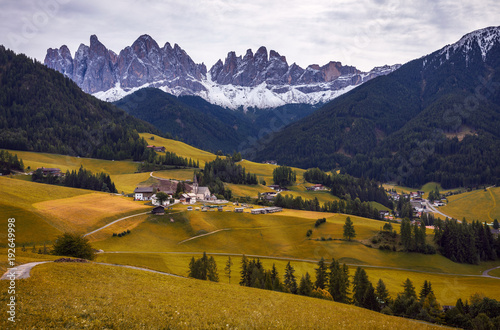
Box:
0;262;442;329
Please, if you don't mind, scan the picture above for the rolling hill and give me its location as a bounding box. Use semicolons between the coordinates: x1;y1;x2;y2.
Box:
253;26;500;189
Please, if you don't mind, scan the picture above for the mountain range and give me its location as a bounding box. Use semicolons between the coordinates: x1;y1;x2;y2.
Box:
254;26;500;188
44;35;399;109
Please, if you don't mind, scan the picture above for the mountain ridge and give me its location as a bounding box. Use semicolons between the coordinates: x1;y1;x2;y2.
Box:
44;35;399;109
252;26;500;188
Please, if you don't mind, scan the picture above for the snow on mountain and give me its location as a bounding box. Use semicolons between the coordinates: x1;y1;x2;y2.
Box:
45;35;400;109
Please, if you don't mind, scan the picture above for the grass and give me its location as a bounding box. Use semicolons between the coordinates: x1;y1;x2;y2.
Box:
139;133;218;166
440;187;500;222
3;149;138;175
0;176;150;245
92;208;499;277
0;262;442;329
151;168;197;181
32;192;150;234
489;268;500;278
95;252;500;306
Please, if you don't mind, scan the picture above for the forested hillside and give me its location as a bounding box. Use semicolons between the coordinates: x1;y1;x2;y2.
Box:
114;88;317;154
254;27;500;188
0;46;159;161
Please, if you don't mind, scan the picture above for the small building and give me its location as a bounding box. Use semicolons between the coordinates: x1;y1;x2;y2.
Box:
268;185;281;191
134;186;155;201
152;206;165;215
262;160;278;165
147;145;166;152
234;207;244;213
37;167;62;176
196;187;211;201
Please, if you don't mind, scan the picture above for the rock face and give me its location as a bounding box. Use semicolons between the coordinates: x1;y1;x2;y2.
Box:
45;34;207;95
45;35;399;109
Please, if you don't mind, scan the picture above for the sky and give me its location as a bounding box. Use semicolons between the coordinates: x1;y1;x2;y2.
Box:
1;0;499;72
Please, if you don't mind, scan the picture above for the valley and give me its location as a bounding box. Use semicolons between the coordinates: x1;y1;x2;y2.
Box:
1;23;500;329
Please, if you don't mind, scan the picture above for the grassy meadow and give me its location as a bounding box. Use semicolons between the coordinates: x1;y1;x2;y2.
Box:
95;251;500;306
440;187;500;222
0;176;150;245
0;262;442;329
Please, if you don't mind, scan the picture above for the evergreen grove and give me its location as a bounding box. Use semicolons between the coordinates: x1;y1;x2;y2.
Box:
188;254;500;328
32;166;118;193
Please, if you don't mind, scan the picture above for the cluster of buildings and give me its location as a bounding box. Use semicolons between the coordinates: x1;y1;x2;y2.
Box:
134;175;215;206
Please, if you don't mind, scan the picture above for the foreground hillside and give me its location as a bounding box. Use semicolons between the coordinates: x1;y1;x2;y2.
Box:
0;262;440;329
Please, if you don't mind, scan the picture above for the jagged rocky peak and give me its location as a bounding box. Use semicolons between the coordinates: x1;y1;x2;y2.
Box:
45;34;401;108
45;34;207;94
44;45;73;78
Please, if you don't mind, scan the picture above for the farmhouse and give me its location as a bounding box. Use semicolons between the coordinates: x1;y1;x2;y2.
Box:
147;145;166;152
306;184;328;191
151;206;165;215
134;186;155;201
37;167;62;176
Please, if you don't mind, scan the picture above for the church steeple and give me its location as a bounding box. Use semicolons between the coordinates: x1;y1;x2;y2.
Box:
193;173;198;194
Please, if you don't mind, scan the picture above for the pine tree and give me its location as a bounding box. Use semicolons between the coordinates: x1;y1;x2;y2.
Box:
240;255;249;286
315;257;328;289
352;267;370;307
419;280;434;302
283;261;297;294
375;278;392;307
362;282;380;311
207;256;219;282
402;278;417;299
400;218;413;251
343;216;356;241
298;272;314;297
224;256;233;284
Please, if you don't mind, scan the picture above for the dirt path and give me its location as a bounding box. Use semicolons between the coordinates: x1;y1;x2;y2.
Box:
83;211;151;237
177;228;231;244
482;265;500;278
0;261;183;280
0;261;51;280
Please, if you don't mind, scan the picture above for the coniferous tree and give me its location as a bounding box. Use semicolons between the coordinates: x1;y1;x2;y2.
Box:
352;267;370;307
376;278;392;308
298;272;314;297
314;257;328;289
283;261;297;294
343;216;356;241
402;278;417;300
224;256;233;284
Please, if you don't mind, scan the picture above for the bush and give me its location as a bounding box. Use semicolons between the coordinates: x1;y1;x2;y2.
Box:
306;229;313;237
52;233;95;260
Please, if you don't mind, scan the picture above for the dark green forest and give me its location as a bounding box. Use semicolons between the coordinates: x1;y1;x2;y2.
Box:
0;46;159;161
32;166;117;193
114;88;317;154
254;36;500;189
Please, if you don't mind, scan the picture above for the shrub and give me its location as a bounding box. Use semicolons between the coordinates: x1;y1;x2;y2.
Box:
52;233;95;260
306;229;313;237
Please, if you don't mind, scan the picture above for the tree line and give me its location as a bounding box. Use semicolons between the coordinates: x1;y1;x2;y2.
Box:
304;168;391;207
273;194;382;220
32;166;118;193
194;156;258;200
189;254;500;328
138;151;199;172
434;218;499;264
0;150;24;175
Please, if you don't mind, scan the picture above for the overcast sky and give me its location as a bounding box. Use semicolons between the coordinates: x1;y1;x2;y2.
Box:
1;0;499;71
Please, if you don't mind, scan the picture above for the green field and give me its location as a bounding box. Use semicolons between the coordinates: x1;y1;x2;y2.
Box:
440;187;500;222
0;262;441;329
95;252;500;306
139;133;218;166
0;177;150;245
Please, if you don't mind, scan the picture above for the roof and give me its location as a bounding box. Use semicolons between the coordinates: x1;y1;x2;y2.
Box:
197;187;210;194
134;186;154;193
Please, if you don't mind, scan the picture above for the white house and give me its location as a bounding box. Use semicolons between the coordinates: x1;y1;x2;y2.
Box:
134;187;155;201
